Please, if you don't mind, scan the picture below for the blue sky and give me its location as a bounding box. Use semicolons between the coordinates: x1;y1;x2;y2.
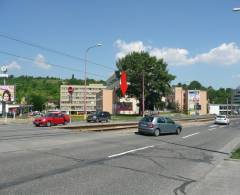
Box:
0;0;240;89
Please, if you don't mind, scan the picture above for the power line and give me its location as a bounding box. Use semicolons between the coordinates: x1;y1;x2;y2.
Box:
0;33;116;71
0;50;107;79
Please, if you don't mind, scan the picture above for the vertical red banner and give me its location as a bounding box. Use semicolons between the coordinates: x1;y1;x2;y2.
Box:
120;71;128;96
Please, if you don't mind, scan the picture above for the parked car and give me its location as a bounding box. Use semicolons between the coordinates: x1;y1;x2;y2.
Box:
33;112;70;127
138;116;182;136
87;111;111;122
29;111;42;117
214;115;230;125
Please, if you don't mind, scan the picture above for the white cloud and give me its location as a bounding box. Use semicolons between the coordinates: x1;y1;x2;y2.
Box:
149;47;195;66
115;40;151;59
194;43;240;65
34;54;51;69
6;61;21;70
115;40;240;66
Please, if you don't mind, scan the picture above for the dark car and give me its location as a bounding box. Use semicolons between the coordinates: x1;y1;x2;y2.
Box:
33;112;70;127
138;116;182;136
87;111;111;122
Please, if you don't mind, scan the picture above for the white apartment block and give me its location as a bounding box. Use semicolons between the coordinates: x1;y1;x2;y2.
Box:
60;84;106;113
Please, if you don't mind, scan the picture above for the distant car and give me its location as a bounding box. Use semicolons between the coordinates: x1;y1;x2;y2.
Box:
29;111;42;117
138;116;182;136
87;111;111;122
33;112;70;127
214;115;230;125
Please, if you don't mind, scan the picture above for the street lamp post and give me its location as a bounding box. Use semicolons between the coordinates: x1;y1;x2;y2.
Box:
233;8;240;11
84;43;102;119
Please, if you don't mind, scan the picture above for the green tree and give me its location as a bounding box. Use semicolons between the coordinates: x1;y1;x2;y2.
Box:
116;52;175;114
30;94;47;111
188;80;204;90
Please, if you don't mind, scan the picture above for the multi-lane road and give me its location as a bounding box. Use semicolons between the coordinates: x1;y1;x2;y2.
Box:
0;119;240;195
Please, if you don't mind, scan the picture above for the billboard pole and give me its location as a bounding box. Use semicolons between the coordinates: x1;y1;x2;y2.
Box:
0;66;8;119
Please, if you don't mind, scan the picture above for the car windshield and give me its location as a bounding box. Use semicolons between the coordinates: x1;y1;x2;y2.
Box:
141;116;154;122
45;113;54;117
217;115;226;118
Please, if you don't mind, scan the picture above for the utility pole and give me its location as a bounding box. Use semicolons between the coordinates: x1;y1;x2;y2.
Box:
227;97;229;116
142;71;145;117
0;66;8;119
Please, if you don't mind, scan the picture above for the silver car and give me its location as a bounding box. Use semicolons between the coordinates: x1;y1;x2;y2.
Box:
138;116;182;136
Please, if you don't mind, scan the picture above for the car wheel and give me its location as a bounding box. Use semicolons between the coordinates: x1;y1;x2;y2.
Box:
176;127;181;135
47;122;51;127
154;129;160;137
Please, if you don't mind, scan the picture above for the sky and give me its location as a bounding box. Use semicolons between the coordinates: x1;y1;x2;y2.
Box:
0;0;240;89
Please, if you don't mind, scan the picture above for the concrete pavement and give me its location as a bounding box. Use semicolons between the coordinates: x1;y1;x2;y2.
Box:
187;136;240;195
189;159;240;195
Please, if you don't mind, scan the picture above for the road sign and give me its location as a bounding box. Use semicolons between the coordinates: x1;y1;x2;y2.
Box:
0;74;8;78
68;86;74;94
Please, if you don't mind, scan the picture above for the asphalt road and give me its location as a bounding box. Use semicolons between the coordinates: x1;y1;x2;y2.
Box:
0;119;240;195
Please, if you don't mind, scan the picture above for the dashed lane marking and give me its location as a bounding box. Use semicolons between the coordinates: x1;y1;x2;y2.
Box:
209;125;217;128
208;127;217;131
182;132;200;139
108;145;155;158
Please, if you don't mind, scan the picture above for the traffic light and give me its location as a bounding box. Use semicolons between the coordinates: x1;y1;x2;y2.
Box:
195;103;201;110
115;70;120;80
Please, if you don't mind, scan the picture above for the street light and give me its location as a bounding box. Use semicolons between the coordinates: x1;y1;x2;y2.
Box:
84;43;102;119
233;8;240;11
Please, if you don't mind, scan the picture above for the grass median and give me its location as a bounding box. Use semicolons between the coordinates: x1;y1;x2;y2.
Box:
231;148;240;159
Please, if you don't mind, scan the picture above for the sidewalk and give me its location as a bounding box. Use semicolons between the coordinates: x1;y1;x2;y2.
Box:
188;159;240;195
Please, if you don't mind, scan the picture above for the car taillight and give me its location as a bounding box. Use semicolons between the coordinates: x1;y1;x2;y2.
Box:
148;123;154;128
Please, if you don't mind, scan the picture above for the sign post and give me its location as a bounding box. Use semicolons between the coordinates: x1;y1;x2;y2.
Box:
68;86;74;123
0;65;8;119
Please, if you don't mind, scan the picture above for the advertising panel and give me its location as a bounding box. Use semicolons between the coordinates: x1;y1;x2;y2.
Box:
188;90;200;115
116;102;133;111
0;85;15;102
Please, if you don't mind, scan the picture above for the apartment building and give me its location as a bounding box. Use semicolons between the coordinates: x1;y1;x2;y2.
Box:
60;84;106;113
174;87;208;115
96;89;113;114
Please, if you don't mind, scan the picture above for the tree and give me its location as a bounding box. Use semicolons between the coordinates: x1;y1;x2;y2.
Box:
116;52;175;114
188;80;204;90
30;94;47;111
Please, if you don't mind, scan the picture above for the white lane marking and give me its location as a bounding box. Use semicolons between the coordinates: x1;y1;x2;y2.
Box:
108;145;155;158
208;127;216;131
209;125;217;128
219;126;225;128
182;132;200;139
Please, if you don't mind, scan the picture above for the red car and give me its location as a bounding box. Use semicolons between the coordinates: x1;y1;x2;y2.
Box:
33;112;70;127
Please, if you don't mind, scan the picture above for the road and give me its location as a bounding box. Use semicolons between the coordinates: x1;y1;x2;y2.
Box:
0;119;239;195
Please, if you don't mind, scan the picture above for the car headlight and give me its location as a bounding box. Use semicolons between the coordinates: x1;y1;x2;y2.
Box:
93;116;97;119
42;118;46;122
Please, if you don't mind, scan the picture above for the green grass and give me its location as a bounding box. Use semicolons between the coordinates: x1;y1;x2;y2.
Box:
70;115;85;121
231;148;240;159
111;114;142;121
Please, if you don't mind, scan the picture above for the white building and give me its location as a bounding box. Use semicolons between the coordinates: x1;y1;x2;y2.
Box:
209;104;240;115
60;84;106;113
